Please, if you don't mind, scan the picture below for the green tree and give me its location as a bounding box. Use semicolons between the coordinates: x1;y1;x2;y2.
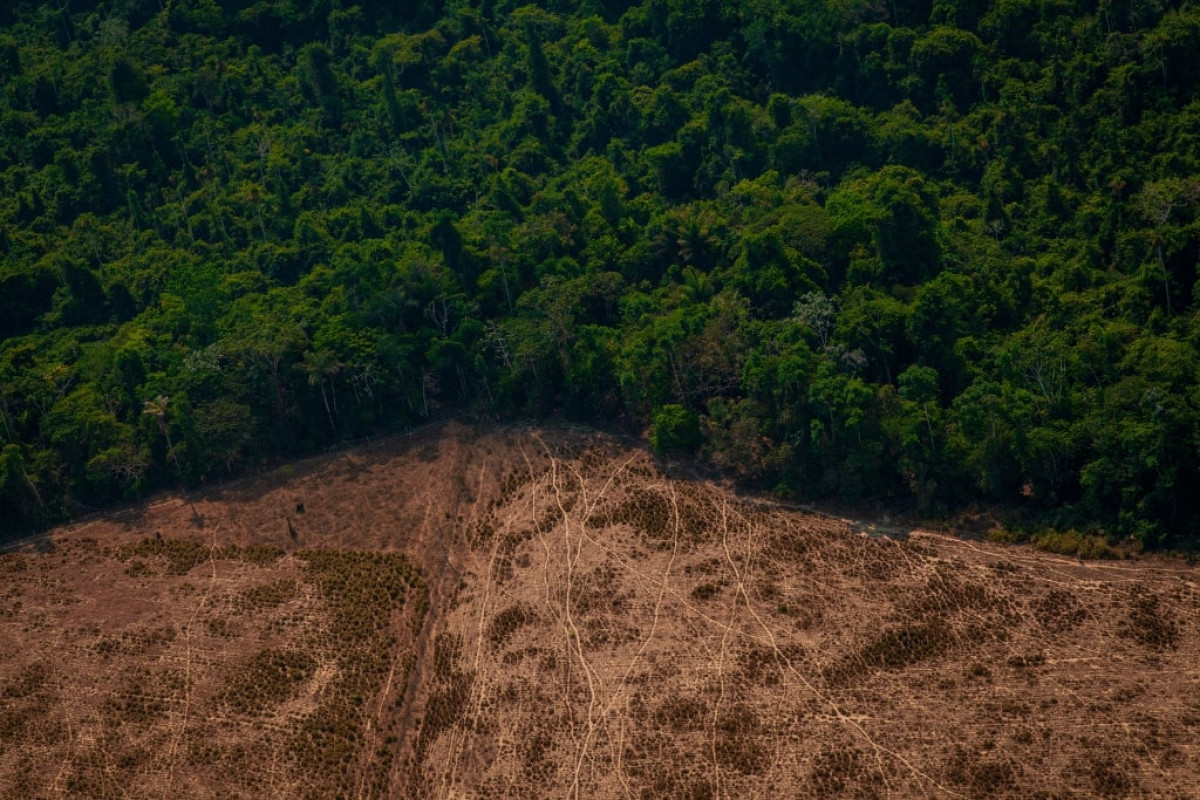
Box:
651;403;701;453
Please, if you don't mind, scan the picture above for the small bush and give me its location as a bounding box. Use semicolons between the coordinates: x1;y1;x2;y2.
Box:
219;648;317;715
651;405;702;454
1030;529;1115;559
488;604;536;650
1119;592;1179;650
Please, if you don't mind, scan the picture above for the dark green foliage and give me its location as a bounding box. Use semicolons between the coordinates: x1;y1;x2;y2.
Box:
2;0;1200;549
109;58;149;105
651;404;701;453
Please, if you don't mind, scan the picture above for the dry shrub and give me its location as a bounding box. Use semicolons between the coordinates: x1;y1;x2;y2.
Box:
420;671;473;743
205;616;236;638
232;578;298;614
826;620;953;685
522;729;555;784
104;666;182;723
1088;755;1136;798
116;538;209;574
902;569;991;617
124;558;153;577
566;563;627;615
299;550;416;642
219;648;318;715
738;644;783;687
92;625;177;659
766;526;814;564
945;745;1018;796
639;774;714;800
1032;588;1088;632
1119;591;1179;650
843;539;903;582
0;708;29;742
116;538;284;575
2;661;49;699
809;747;874;798
583;614;640;647
409;645;475;798
488;604;537;650
589;488;672;540
654;696;708;732
496;465;538;503
286;550;422;797
0;554;27;574
625;730;714;800
713;704;767;775
433;632;462;679
1005;652;1045;669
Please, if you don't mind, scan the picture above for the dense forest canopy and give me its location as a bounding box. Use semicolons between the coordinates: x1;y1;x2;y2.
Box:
1;0;1199;547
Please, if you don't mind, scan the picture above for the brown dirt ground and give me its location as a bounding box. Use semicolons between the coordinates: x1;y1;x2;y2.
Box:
1;422;1198;799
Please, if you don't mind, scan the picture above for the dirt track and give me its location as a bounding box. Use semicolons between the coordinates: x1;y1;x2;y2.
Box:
1;423;1198;798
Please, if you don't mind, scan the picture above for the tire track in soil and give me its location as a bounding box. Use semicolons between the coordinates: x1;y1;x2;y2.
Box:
49;666;78;794
514;436;638;798
548;455;603;800
722;500;969;799
389;451;467;799
357;600;415;800
159;524;220;799
710;495;743;800
916;523;1192;769
560;454;660;797
523;443;588;786
439;458;518;800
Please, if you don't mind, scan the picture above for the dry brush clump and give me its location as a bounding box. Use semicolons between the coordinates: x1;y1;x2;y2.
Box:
807;746;877;798
231;577;298;614
1118;589;1180;650
404;632;475;798
284;549;422;799
654;695;709;733
491;463;548;509
586;484;717;547
0;553;26;575
943;744;1021;798
622;726;715;800
588;488;672;540
0;555;26;620
218;647;318;715
488;604;538;650
92;624;177;659
6;428;1200;799
0;661;66;755
1031;587;1089;632
3;540;424;799
823;620;955;686
103;665;185;724
489;528;536;584
115;538;284;574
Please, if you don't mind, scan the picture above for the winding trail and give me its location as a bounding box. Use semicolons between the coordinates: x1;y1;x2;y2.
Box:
160;525;220;799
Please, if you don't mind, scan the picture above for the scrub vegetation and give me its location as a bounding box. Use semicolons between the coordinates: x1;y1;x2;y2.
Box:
2;425;1195;798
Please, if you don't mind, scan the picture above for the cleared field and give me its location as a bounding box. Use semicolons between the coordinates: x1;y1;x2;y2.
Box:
2;423;1198;798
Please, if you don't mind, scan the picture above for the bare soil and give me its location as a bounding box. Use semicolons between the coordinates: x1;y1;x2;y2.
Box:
2;422;1198;798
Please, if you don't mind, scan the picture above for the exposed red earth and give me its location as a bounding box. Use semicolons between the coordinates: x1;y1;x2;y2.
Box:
2;423;1197;798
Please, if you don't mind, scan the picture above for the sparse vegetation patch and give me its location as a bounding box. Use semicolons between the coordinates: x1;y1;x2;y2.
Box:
1;428;1196;798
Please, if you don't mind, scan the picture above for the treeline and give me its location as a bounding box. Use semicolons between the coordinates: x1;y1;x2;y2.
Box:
1;0;1199;547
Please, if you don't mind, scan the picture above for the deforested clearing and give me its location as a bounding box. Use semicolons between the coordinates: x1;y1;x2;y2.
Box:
1;423;1197;798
